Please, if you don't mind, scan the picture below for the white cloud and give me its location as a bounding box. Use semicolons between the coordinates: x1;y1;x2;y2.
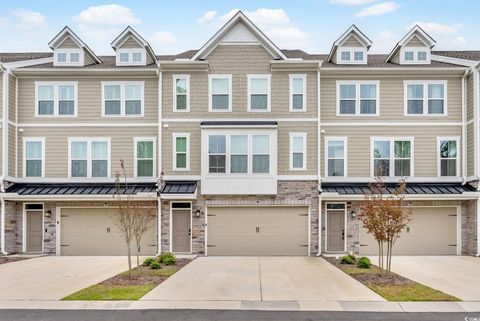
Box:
409;22;462;35
370;30;397;53
10;9;46;30
74;4;140;26
197;10;217;24
355;1;399;18
329;0;378;5
150;31;176;44
409;22;466;49
207;8;309;49
0;17;9;28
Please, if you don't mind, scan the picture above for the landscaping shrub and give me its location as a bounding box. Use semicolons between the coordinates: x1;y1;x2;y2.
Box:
158;252;176;265
149;260;161;269
340;255;355;265
357;257;372;269
143;257;156;267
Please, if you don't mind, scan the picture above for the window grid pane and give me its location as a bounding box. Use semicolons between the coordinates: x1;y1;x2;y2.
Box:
440;140;457;177
327;141;345;177
373;141;390;176
25;141;43;177
137;141;154;176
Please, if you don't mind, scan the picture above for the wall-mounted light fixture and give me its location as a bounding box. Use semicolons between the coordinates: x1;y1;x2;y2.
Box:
195;209;201;217
44;210;52;218
350;210;357;219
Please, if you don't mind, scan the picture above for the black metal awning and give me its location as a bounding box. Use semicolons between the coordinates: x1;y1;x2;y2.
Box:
160;181;197;194
201;121;278;126
5;183;157;196
321;182;477;195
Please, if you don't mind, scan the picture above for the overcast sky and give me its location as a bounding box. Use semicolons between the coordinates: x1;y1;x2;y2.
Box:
0;0;477;55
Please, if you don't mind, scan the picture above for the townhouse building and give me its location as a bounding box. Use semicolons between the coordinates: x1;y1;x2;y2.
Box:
0;11;479;257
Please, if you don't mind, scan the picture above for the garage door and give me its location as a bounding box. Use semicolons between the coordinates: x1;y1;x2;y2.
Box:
60;208;157;256
359;207;457;255
207;206;309;256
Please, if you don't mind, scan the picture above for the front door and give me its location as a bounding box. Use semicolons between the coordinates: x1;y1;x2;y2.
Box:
327;210;345;252
172;209;191;252
27;211;42;252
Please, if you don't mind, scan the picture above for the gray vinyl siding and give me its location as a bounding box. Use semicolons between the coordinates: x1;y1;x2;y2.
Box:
120;37;142;48
84;52;96;66
341;35;362;47
18;127;157;178
321;73;462;122
467;123;474;177
404;35;427;47
162;45;318;119
467;74;473;121
321;125;461;177
8;74;15;122
58;37;80;49
8;124;15;176
17;76;158;123
391;51;400;64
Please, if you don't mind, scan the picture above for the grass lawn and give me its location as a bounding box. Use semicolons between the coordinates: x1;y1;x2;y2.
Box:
62;258;192;301
325;258;459;302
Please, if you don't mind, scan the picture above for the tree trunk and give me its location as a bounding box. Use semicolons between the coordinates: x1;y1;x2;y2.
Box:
136;242;140;267
126;240;132;278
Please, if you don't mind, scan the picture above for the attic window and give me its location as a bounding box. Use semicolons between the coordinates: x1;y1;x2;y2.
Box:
54;49;83;66
400;48;431;64
337;48;367;64
116;49;146;66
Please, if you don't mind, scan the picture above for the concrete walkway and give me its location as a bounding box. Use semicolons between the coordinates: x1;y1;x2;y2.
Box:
0;256;129;300
142;257;384;302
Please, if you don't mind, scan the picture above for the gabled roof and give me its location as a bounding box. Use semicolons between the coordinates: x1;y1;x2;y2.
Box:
111;26;157;64
327;25;372;62
385;25;436;62
192;10;288;61
48;26;101;64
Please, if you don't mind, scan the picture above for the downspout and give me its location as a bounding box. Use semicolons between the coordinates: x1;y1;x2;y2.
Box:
156;68;163;256
1;66;8;255
477;194;480;257
461;69;468;184
473;67;480;187
0;196;7;255
317;61;323;256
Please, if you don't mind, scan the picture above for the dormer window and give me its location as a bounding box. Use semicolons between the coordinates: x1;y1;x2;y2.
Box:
54;49;83;66
400;47;431;64
341;51;350;61
337;48;367;64
354;51;364;61
116;49;146;66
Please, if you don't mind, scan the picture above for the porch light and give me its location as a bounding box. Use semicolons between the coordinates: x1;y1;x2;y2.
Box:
195;209;201;217
45;210;52;218
350;210;356;218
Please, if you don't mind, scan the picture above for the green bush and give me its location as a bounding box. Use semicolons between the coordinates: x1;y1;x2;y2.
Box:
158;252;176;265
357;257;371;269
340;255;355;265
149;260;161;269
143;257;156;267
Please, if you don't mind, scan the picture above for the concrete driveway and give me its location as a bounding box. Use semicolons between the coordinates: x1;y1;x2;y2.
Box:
377;256;480;301
0;256;129;300
142;257;384;302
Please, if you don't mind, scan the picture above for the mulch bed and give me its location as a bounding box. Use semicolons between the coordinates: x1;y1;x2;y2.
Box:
323;256;415;286
100;258;192;286
0;256;31;265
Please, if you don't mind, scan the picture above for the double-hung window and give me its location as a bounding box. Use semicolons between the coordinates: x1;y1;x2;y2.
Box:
173;134;189;171
326;138;346;177
248;75;270;111
290;133;306;170
69;139;110;178
209;75;232;111
102;82;144;116
438;138;458;177
208;135;226;173
405;81;446;115
36;82;77;116
290;74;306;111
372;138;412;177
54;49;83;66
337;81;379;115
252;135;270;173
230;135;248;173
24;138;44;177
116;49;145;65
173;75;190;112
135;138;155;177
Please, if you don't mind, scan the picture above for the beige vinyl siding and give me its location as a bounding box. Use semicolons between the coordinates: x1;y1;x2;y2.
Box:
84;52;96;66
466;74;473;121
0;71;3;119
321;125;461;177
162;123;201;176
404;35;427;47
341;35;363;47
278;122;317;175
321;73;462;121
18;127;156;178
8;124;15;176
391;51;400;64
17;76;158;123
8;74;15;122
120;36;142;48
57;36;80;49
0;131;2;174
146;53;154;65
467;123;474;177
162;45;318;119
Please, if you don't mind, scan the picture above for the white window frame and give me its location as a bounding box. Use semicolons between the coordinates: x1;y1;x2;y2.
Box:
289;74;307;112
404;80;448;116
400;47;431;64
133;137;156;178
247;74;271;112
116;48;147;66
324;137;348;178
437;137;460;178
101;81;145;117
35;81;78;117
208;74;232;112
289;133;307;171
173;133;190;171
68;138;111;178
336;80;380;116
370;137;414;178
23;137;45;178
54;49;84;67
172;75;190;112
337;47;367;64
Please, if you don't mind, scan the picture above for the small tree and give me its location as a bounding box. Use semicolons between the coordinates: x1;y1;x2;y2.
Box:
132;204;155;267
359;177;411;272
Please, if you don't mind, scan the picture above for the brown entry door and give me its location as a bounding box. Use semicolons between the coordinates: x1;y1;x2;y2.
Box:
327;210;345;252
27;211;42;252
172;210;191;252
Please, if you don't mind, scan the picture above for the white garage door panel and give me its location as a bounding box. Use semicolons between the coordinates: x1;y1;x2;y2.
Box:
359;207;457;256
61;208;157;256
207;206;308;256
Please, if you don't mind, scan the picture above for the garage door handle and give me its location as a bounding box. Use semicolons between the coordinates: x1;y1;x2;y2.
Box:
188;228;191;236
342;229;345;240
256;227;260;233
